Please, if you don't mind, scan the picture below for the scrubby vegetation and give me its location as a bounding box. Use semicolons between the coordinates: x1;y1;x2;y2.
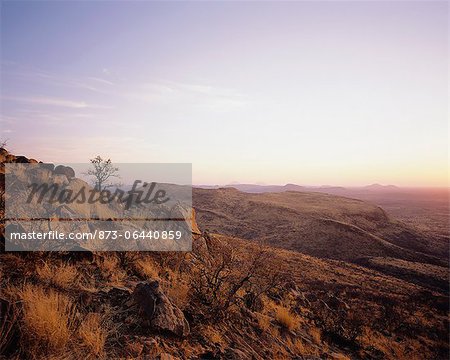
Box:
1;233;448;359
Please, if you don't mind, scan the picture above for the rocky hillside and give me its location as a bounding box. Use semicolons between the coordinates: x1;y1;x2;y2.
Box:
1;149;449;359
193;187;447;266
1;149;196;252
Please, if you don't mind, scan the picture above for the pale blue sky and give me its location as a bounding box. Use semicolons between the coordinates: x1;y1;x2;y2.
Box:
1;1;448;186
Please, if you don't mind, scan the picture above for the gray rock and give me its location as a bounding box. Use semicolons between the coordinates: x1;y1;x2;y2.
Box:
133;280;190;337
54;165;75;179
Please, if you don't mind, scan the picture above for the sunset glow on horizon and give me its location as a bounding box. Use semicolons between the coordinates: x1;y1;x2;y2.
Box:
1;1;448;187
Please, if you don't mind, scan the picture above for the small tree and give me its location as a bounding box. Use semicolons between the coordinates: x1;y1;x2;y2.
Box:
86;156;120;191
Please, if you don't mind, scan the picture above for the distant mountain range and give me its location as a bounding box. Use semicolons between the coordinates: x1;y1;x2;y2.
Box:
194;183;399;193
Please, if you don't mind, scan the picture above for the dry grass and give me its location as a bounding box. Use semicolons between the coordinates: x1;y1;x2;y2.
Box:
358;326;413;359
36;261;79;289
18;284;77;355
78;312;106;357
160;271;190;310
309;327;322;344
0;296;19;356
99;254;118;273
257;314;272;332
274;305;299;331
99;254;127;285
134;258;159;279
288;338;320;356
202;325;226;346
331;354;352;360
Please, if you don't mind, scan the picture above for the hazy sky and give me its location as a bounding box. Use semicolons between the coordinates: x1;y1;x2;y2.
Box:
1;1;448;186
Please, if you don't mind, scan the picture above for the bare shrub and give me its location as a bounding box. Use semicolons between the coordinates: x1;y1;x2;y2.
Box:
313;292;364;346
116;251;140;269
153;251;187;273
190;235;285;319
191;235;281;317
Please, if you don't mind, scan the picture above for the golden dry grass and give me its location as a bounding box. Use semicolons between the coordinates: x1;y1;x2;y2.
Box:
99;254;127;285
17;284;77;355
274;305;299;331
36;261;79;289
160;271;190;310
288;338;320;356
257;313;272;332
202;325;226;346
134;258;159;279
78;312;106;357
309;327;322;344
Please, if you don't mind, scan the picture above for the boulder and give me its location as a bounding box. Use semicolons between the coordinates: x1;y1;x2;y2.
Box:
14;156;29;163
108;286;132;306
170;205;201;235
54;165;75;179
0;149;8;163
52;173;70;186
5;155;16;163
190;208;201;235
133;281;190;337
27;167;52;185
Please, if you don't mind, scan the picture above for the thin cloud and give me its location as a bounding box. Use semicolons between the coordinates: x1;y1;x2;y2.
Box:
87;77;114;86
3;96;113;109
1;64;115;94
127;81;249;110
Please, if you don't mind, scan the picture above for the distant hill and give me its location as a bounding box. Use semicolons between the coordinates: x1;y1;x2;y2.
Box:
193;188;447;266
363;183;399;191
194;183;340;193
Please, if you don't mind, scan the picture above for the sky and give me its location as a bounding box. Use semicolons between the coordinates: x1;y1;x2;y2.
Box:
0;1;448;187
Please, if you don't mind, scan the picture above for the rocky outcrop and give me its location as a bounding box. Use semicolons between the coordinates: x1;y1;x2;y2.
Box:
133;281;190;337
1;148;201;251
54;165;75;179
0;148;38;165
170;204;201;236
